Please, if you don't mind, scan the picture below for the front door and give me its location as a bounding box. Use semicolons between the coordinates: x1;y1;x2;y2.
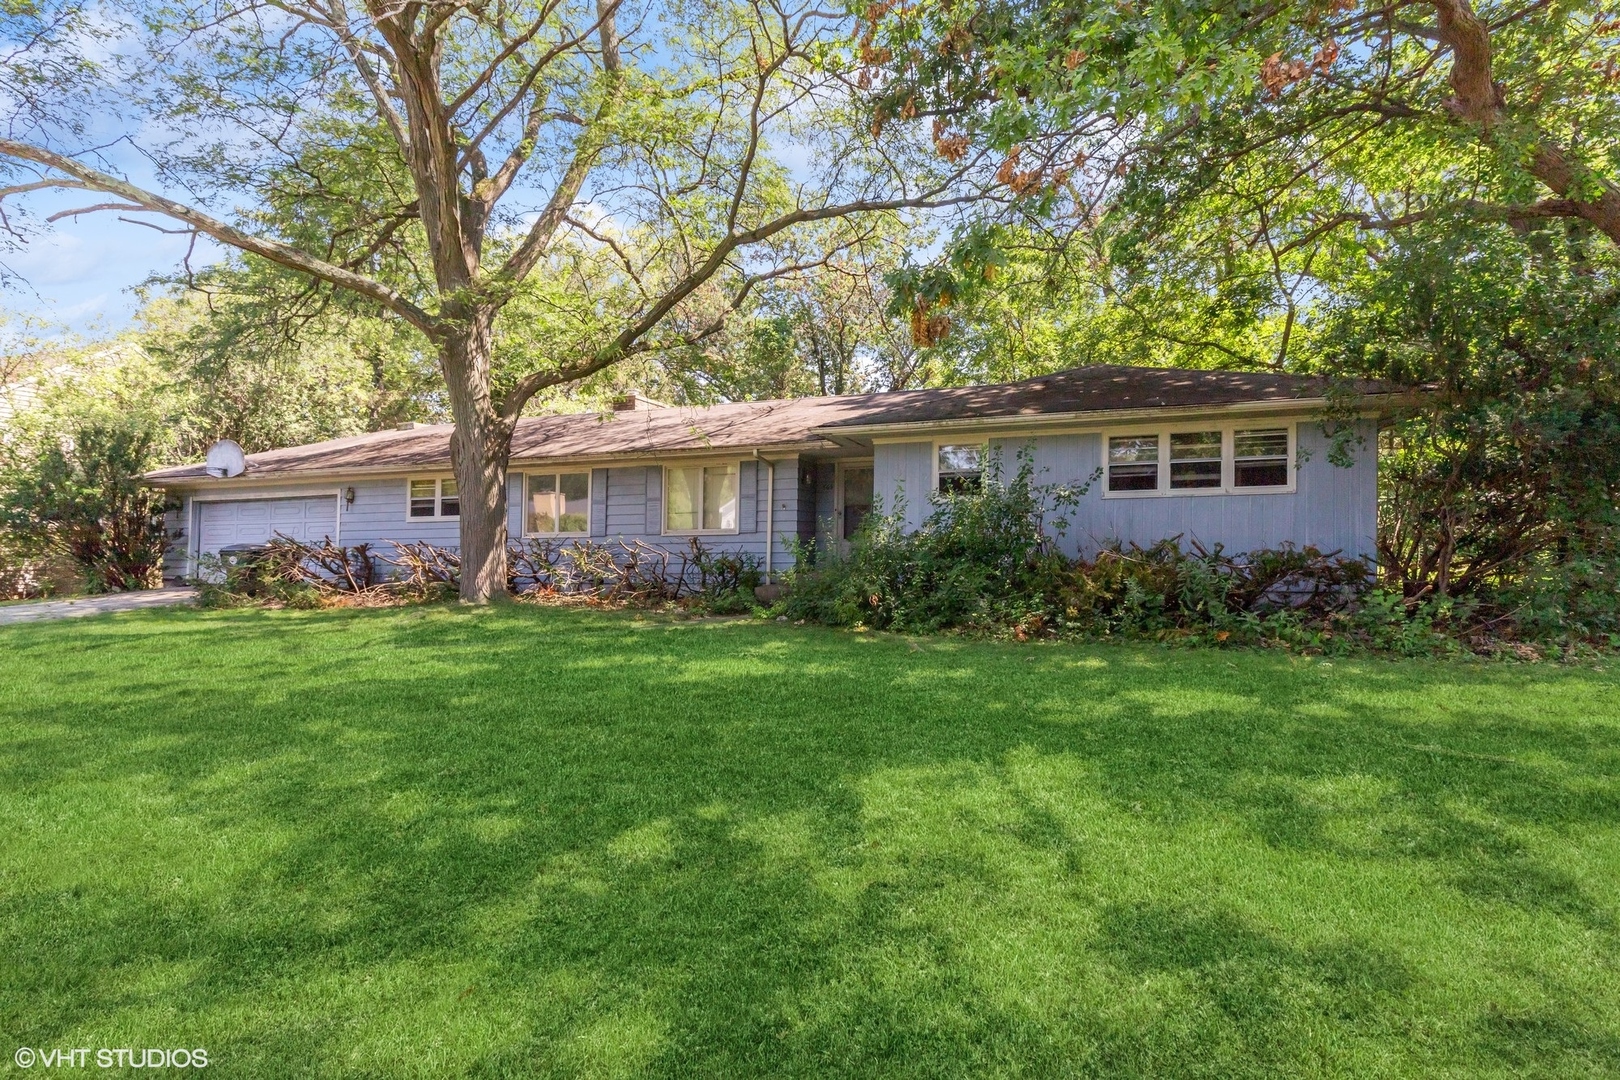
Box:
836;462;874;547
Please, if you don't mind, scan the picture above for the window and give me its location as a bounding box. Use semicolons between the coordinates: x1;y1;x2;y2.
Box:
840;464;874;540
937;444;984;494
526;471;590;535
665;463;738;532
1108;435;1159;492
1170;431;1222;489
1234;428;1290;488
1104;425;1295;496
408;477;458;518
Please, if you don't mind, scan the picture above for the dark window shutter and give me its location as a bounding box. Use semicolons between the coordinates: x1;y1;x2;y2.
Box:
591;468;609;536
740;460;757;533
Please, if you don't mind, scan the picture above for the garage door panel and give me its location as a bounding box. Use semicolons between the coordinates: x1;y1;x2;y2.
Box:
271;502;314;526
198;496;338;553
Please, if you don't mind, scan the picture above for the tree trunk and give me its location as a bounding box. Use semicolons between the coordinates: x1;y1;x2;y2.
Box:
1432;0;1620;246
440;311;514;603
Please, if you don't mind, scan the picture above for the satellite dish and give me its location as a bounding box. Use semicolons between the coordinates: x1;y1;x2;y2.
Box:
204;440;247;478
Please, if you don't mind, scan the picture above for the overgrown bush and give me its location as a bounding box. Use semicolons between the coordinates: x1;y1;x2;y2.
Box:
774;454;1593;657
1;418;170;592
1317;223;1620;607
784;450;1087;631
1472;539;1620;645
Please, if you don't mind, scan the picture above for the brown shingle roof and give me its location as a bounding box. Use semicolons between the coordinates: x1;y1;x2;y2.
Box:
145;365;1392;484
144;396;871;482
812;365;1383;430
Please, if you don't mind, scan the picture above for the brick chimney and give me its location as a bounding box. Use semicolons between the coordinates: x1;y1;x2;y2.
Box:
610;390;669;411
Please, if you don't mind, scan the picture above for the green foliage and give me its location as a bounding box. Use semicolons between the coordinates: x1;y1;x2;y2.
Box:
1490;540;1620;644
859;0;1620;380
783;448;1089;631
1;416;169;592
133;273;446;455
779;436;1616;654
1313;221;1620;602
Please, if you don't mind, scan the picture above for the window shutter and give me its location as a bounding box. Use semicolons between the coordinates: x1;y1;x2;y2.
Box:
739;460;757;533
507;474;525;537
590;468;609;536
645;466;662;533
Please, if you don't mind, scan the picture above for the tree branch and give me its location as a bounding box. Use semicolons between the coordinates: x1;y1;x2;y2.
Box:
493;0;625;287
498;189;978;420
0;140;441;334
1430;0;1620;244
46;202;147;221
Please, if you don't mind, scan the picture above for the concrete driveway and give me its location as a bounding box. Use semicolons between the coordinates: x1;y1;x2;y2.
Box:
0;587;198;624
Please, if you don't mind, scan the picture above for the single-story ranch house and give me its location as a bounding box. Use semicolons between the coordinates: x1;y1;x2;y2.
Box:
146;365;1399;582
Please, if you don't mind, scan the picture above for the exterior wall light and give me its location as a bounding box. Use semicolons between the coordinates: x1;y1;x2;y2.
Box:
344;486;357;508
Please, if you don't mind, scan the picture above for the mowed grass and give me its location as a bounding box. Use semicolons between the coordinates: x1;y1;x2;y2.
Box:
2;606;1619;1078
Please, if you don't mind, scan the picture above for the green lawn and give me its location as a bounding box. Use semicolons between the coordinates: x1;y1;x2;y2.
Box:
2;606;1618;1078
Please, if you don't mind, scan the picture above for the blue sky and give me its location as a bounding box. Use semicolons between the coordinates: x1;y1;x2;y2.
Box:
4;198;222;337
3;127;227;340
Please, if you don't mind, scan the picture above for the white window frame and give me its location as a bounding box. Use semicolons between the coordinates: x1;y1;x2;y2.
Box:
522;470;593;538
661;460;744;536
932;440;988;493
1101;423;1297;498
405;476;460;519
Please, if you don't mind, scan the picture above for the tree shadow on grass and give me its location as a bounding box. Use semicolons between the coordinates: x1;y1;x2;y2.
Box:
1;607;1619;1076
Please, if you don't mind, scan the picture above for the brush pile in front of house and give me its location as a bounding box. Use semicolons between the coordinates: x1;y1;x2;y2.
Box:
196;533;766;616
199;460;1619;661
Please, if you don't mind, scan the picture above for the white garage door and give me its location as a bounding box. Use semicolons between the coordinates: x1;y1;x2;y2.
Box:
198;496;338;552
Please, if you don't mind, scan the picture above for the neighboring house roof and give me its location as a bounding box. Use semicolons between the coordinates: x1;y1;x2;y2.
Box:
145;364;1397;485
0;362;79;426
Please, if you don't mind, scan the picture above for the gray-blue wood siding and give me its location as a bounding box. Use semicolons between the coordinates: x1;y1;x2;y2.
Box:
874;421;1378;561
166;459;806;579
873;440;937;531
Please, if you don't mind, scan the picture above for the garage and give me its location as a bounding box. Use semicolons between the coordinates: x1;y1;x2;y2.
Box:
197;495;339;554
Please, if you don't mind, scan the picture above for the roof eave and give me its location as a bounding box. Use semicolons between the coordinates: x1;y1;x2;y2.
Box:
144;437;838;489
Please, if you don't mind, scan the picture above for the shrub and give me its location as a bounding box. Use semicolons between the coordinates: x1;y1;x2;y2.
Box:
783;449;1087;632
2;418;171;592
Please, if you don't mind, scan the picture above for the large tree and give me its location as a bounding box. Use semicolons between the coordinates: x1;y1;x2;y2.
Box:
855;0;1620;357
0;0;985;599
